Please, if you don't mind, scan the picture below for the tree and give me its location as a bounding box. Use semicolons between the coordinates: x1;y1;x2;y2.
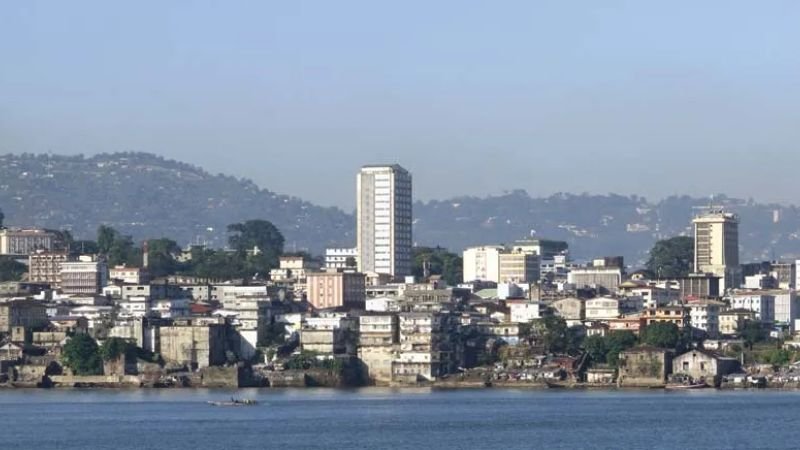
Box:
583;335;608;363
537;316;580;355
71;240;100;255
345;256;357;268
412;246;463;286
146;238;181;277
646;236;694;278
97;225;117;255
0;257;26;282
100;337;135;362
741;321;768;349
640;323;680;349
227;220;285;275
61;334;103;375
605;331;638;367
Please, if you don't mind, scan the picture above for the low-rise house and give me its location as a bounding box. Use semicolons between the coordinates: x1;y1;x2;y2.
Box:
585;322;609;337
586;365;615;384
642;306;686;328
550;297;585;325
617;347;672;387
605;315;645;334
672;349;740;386
585;297;620;321
358;313;398;384
506;299;542;323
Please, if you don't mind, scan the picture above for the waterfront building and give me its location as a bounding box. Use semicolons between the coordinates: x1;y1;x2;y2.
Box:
356;165;413;279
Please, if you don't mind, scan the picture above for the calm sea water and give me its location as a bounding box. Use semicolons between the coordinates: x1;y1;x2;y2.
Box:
1;388;798;449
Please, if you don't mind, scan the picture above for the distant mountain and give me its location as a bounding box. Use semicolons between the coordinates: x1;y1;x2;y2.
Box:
1;152;799;266
0;152;354;253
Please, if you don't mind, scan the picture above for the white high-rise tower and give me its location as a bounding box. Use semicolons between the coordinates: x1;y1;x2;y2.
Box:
357;165;412;279
693;208;740;290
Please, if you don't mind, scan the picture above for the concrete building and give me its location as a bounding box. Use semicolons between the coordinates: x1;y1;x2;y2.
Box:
585;297;621;321
551;297;585;324
358;313;399;384
672;349;739;386
28;251;71;286
719;309;756;336
510;239;569;259
393;312;452;383
462;246;504;283
158;318;228;369
0;300;48;333
687;299;724;337
109;265;149;284
675;274;721;299
568;268;622;293
269;255;321;282
306;270;366;310
617;347;672;387
505;299;542;323
693;209;740;290
60;256;108;295
498;251;540;284
0;228;55;255
642;306;686;328
325;248;358;270
356;165;413;279
773;290;800;329
728;292;776;323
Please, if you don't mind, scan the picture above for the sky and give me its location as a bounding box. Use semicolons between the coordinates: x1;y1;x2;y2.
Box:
2;1;800;209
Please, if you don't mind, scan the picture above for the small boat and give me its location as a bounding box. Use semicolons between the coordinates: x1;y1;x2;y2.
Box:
665;382;708;390
207;398;258;407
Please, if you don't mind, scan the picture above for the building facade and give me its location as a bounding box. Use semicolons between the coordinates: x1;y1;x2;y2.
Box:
0;229;55;255
60;257;108;295
28;251;71;286
356;165;413;279
693;210;740;290
306;270;367;310
462;246;503;283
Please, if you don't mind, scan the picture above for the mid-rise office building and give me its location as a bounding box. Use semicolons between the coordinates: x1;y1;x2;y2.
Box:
60;256;108;295
693;209;740;290
0;228;55;255
306;270;367;310
357;165;412;279
28;251;72;286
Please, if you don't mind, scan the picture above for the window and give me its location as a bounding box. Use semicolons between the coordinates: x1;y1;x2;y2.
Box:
682;362;689;371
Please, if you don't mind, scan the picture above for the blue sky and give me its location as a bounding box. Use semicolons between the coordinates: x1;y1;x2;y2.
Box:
2;1;799;209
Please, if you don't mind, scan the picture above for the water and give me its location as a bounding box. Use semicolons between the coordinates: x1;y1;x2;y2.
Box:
1;388;799;449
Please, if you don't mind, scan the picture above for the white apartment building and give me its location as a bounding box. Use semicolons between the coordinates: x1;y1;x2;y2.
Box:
568;267;623;292
0;228;55;255
462;246;503;283
585;297;621;321
357;165;413;279
506;300;542;323
687;300;724;337
729;292;775;323
325;247;358;269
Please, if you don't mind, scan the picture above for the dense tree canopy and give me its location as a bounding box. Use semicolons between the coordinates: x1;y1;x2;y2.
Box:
582;331;637;366
227;220;285;276
146;238;181;278
61;334;103;375
535;316;581;355
100;337;136;362
640;322;681;349
646;236;694;278
412;246;463;285
0;257;26;282
96;225;140;266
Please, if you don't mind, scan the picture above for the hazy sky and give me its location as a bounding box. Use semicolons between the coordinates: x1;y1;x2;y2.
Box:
3;1;800;209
